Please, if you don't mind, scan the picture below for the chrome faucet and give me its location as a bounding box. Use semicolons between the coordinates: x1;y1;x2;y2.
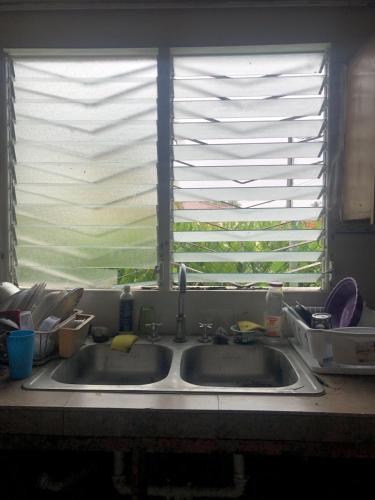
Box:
174;263;187;343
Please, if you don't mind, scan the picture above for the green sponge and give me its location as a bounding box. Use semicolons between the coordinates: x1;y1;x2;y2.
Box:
111;334;138;353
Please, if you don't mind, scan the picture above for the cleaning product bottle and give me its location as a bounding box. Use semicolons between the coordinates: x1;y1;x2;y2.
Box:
119;285;134;332
264;282;284;337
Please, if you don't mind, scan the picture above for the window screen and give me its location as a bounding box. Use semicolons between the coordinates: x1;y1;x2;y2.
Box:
172;46;327;286
9;50;158;288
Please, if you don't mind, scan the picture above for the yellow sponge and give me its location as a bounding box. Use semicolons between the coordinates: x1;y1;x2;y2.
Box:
111;334;138;353
237;321;265;332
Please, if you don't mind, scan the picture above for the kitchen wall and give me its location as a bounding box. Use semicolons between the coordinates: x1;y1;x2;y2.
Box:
0;5;374;311
342;37;375;221
0;7;373;49
79;288;327;335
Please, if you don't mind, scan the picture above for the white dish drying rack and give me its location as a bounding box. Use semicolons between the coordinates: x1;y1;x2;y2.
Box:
284;306;375;374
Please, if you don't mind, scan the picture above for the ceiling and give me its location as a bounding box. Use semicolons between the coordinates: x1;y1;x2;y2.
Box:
0;0;373;10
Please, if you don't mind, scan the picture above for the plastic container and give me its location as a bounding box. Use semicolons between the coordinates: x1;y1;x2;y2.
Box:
33;311;78;364
7;329;35;379
264;282;284;337
58;313;94;358
119;286;134;332
138;305;155;335
284;305;375;374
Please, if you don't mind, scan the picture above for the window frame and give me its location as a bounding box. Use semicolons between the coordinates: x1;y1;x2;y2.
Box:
0;45;330;291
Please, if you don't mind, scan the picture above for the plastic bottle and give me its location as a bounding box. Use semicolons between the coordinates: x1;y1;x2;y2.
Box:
264;282;284;337
119;286;134;332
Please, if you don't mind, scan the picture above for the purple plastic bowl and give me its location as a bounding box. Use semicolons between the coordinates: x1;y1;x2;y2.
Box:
324;277;363;328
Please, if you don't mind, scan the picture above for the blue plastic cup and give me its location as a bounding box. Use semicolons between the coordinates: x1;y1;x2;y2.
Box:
7;330;35;380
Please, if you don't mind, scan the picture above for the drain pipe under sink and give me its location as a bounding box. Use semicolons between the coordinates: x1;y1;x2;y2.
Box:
112;451;247;498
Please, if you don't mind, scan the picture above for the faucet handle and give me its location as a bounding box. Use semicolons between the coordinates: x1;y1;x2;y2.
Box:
145;322;162;342
198;322;213;343
198;322;213;329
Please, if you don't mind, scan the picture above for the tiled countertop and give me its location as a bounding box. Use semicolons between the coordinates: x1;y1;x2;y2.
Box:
1;361;375;456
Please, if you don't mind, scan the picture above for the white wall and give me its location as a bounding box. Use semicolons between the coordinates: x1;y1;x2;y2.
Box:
78;288;327;335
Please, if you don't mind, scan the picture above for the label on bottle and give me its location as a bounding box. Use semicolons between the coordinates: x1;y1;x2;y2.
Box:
119;299;133;331
265;316;282;337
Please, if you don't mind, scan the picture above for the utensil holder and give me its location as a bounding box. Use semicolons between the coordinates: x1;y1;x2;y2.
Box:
58;313;94;358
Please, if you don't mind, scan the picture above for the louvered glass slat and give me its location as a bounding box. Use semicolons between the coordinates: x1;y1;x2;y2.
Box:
16;142;156;164
16;163;156;185
14;57;157;79
17;206;156;227
174;142;322;161
174;76;325;99
12;53;159;287
17;247;156;268
174;164;323;181
173;53;324;77
174;251;321;262
17;184;157;206
180;273;321;284
174;207;322;223
16;120;157;142
15;100;156;121
174;186;322;202
174;230;322;243
17;266;119;289
17;226;156;246
174;120;323;140
15;79;157;101
174;97;324;120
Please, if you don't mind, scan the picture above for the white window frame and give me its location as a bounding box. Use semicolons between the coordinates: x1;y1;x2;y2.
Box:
0;44;330;291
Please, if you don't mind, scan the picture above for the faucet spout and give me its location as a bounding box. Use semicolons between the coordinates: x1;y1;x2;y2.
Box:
174;263;187;343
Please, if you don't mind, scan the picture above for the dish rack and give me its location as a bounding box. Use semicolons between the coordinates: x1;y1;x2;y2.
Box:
0;310;93;366
284;306;375;374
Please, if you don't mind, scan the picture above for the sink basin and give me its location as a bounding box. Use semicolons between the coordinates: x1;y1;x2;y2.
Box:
180;344;298;388
52;343;172;385
24;338;324;395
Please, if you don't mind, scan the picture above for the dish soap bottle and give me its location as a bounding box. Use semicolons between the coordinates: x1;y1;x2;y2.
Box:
264;282;284;337
119;285;134;332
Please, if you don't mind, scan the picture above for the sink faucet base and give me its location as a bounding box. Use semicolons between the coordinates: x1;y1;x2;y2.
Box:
173;263;188;343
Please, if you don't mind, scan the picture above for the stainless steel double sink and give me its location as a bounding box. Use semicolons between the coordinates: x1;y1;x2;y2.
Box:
24;337;324;395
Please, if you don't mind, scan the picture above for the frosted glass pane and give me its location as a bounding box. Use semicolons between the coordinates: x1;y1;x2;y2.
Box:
174;186;322;202
13;53;158;287
17;247;156;268
174;229;322;242
180;273;321;284
174;98;324;119
16;120;157;142
15;100;156;121
174;75;324;99
174;251;321;262
17;226;156;247
16;184;157;206
174;207;322;222
16;142;156;164
174;120;323;140
17;206;156;227
174;164;323;181
174;53;324;77
15;79;157;101
174;142;322;161
16;163;156;185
